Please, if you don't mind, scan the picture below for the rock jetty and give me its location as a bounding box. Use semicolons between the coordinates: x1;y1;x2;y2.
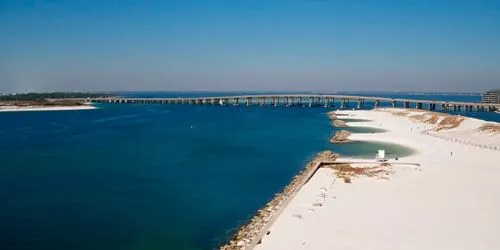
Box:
330;130;352;144
327;111;337;120
220;151;339;250
328;111;349;127
332;119;348;127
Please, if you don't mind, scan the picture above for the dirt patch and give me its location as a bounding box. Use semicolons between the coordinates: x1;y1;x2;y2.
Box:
477;124;500;134
327;163;393;183
409;113;440;125
424;115;440;124
409;114;427;122
392;111;410;117
437;116;465;131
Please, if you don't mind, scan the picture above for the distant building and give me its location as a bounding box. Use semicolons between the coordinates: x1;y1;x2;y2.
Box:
482;90;500;104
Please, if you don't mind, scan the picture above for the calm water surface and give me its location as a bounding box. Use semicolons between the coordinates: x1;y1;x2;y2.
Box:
0;92;496;250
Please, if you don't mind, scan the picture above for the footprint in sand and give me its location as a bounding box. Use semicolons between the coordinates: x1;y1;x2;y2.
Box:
293;214;303;220
312;202;323;207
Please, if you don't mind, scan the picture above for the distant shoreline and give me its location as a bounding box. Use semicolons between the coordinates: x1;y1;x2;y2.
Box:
0;105;97;112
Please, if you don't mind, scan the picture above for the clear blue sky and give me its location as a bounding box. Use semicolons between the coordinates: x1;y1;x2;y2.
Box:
1;0;499;92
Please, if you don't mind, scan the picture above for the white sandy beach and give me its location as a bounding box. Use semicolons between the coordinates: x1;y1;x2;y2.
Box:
0;105;96;112
255;109;500;250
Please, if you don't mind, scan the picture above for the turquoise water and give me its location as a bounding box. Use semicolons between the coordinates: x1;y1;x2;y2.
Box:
0;91;496;250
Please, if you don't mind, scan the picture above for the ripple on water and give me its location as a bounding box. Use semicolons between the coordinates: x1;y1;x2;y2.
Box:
92;114;142;123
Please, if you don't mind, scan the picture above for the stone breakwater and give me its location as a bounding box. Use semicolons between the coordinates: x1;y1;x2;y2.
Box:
332;119;348;128
327;111;337;120
220;151;339;250
330;130;352;144
328;111;349;128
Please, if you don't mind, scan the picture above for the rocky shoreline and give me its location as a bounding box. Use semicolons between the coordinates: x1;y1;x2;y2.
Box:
220;151;339;250
330;130;352;144
332;119;348;127
328;111;349;127
327;111;337;120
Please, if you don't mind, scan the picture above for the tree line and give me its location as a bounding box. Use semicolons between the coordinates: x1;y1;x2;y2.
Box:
0;92;114;102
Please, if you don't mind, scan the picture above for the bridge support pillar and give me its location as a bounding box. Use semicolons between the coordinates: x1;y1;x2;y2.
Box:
442;104;449;111
309;97;313;107
246;98;251;106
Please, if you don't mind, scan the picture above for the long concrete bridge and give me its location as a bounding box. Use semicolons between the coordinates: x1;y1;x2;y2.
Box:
75;94;499;112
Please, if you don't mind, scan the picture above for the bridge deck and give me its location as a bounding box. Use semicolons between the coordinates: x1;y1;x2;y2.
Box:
60;94;500;109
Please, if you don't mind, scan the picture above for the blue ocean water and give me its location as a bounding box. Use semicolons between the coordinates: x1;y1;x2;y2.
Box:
0;92;496;250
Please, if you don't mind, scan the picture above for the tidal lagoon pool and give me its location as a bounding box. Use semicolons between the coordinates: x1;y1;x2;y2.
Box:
347;126;388;134
0;104;417;250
